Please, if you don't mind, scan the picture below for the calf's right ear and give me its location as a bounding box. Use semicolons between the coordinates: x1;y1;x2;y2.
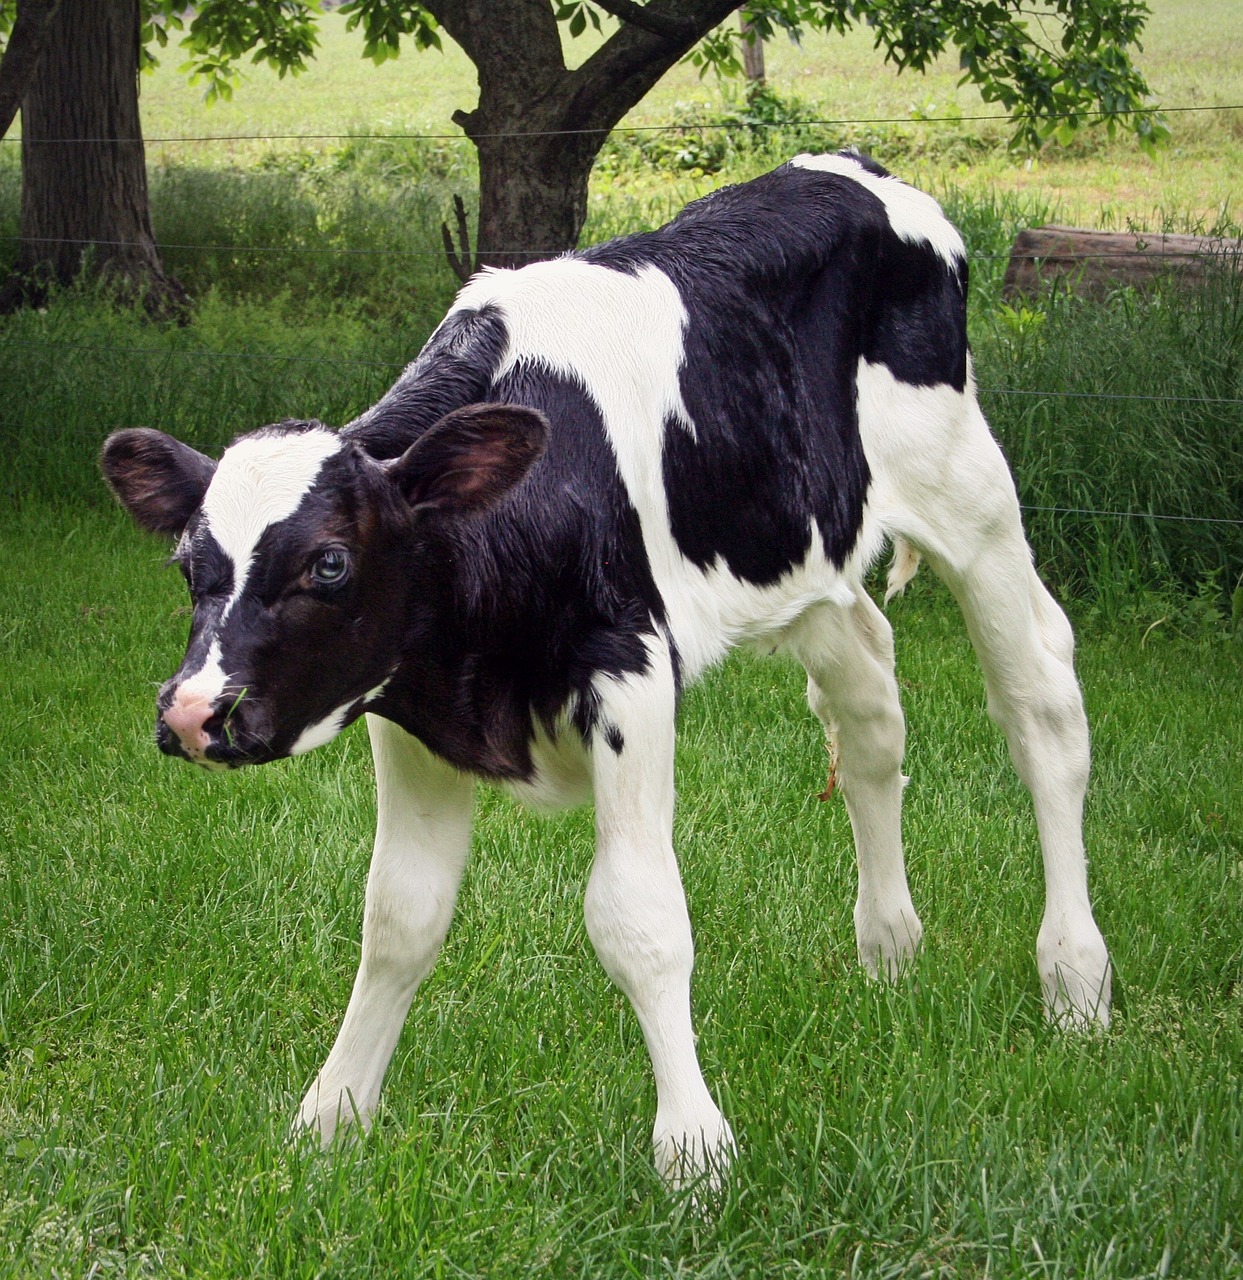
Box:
100;429;217;536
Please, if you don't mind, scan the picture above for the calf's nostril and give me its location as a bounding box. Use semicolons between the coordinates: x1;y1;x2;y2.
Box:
162;689;215;753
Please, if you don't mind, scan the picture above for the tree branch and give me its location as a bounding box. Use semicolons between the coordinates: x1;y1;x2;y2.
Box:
440;192;475;282
425;0;565;80
0;0;62;139
565;0;737;130
591;0;698;42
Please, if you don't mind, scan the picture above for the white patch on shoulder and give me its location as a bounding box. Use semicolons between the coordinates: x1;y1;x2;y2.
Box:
454;259;696;442
453;259;869;681
203;429;342;619
791;153;965;268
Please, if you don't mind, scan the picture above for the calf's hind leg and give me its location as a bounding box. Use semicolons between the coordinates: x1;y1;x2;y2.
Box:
296;715;474;1142
786;596;922;979
937;550;1111;1026
874;386;1111;1026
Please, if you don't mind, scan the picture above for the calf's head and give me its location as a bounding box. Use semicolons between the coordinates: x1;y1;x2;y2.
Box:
101;406;546;768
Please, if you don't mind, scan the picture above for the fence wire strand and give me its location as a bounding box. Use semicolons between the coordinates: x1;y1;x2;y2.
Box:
2;338;1238;529
2;337;1241;410
1;102;1237;148
4;336;1242;413
1019;505;1243;526
1;104;1238;264
1;233;1239;265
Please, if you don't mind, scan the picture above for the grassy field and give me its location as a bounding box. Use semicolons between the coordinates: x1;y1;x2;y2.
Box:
1;506;1240;1277
121;0;1243;230
1;1;1242;1275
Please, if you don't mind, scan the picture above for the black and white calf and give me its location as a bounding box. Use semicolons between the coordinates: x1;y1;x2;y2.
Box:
103;152;1111;1186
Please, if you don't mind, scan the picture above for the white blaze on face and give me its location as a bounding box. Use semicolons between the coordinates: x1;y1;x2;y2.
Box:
203;429;343;621
162;429;343;754
164;639;229;759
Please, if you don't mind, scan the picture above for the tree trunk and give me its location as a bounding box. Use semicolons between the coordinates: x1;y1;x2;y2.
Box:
0;0;186;317
470;128;603;270
429;0;737;271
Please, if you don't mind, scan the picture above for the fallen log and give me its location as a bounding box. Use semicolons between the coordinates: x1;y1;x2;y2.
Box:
1002;226;1242;300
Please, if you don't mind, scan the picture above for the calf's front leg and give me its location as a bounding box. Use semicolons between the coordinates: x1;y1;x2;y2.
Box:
585;639;735;1189
297;714;474;1143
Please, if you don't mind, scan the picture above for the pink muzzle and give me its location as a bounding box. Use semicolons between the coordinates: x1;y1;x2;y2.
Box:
162;688;215;760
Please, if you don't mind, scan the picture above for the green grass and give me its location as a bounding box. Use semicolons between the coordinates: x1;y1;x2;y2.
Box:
1;2;1241;1271
1;507;1240;1277
128;0;1243;230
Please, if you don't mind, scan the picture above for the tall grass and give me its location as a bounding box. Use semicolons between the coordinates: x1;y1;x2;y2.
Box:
976;268;1243;608
2;151;1240;614
0;149;463;326
0;292;400;508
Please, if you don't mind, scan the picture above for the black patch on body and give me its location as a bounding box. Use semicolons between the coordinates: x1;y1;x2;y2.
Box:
348;364;664;779
313;153;971;781
581;158;967;583
346;306;511;459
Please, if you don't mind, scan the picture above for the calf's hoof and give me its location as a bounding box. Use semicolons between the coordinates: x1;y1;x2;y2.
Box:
855;901;923;981
1038;916;1112;1029
294;1079;369;1149
653;1106;737;1193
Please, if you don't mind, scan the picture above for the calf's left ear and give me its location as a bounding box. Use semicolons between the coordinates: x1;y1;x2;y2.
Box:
387;403;549;516
101;428;217;536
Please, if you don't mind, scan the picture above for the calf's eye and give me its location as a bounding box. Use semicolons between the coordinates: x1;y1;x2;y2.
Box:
311;547;350;586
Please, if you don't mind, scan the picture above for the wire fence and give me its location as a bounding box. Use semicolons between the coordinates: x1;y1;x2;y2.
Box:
1;335;1241;408
2;234;1239;266
2;101;1238;267
2;336;1238;529
1;101;1238;147
2;103;1239;533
